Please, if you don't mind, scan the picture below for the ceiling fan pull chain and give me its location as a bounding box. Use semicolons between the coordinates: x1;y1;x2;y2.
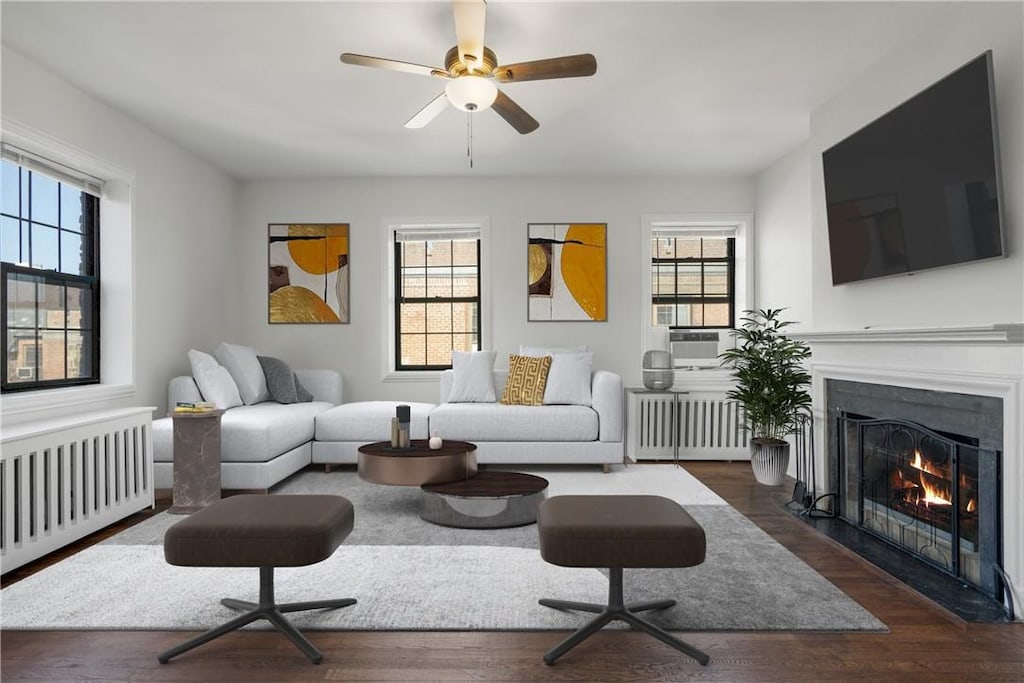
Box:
467;112;474;169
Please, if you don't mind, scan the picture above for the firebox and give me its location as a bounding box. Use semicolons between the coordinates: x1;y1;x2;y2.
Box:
821;379;1011;620
836;413;1002;599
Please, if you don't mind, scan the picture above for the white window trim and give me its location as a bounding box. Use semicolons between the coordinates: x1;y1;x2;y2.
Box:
0;120;136;422
640;212;754;380
379;216;491;382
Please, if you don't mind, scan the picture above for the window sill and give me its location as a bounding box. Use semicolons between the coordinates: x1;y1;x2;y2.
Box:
0;383;136;421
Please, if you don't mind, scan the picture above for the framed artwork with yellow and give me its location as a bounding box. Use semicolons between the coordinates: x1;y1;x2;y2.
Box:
268;223;349;324
527;223;607;322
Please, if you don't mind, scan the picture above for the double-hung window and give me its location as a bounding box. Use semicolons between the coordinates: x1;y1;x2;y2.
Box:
651;229;736;329
391;223;483;372
1;147;102;391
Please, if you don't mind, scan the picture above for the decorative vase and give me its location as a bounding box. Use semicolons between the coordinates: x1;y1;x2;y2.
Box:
750;439;790;486
429;430;443;450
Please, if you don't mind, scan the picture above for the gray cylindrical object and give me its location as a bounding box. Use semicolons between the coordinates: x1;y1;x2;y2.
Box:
642;350;674;390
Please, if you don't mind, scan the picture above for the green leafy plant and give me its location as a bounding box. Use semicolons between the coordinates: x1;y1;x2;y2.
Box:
718;308;811;443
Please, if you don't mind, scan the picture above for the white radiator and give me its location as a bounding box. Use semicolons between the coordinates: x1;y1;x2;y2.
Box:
628;392;748;460
1;407;155;574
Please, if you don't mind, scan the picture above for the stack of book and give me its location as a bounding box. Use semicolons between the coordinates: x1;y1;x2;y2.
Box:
173;401;218;413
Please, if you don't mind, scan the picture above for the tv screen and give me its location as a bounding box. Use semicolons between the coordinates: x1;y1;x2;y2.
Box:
823;51;1004;285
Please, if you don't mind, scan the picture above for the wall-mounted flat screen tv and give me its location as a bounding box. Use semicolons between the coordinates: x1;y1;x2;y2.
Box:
823;51;1004;285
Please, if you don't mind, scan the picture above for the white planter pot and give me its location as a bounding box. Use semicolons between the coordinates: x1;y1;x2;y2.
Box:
750;440;790;486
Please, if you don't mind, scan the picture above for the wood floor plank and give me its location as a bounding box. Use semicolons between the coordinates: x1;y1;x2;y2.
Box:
2;462;1022;682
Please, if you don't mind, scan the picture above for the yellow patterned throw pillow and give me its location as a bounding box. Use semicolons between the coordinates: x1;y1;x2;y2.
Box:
500;354;552;406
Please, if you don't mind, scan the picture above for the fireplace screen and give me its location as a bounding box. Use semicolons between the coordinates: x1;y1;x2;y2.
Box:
837;415;1001;598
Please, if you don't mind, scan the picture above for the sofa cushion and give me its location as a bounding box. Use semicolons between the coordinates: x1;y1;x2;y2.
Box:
448;350;497;402
215;342;270;405
219;401;333;462
429;403;598;441
258;355;312;404
188;349;242;410
542;352;593;406
500;354;551;406
315;401;434;441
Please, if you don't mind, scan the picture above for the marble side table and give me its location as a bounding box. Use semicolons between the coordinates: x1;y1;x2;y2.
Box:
168;410;224;514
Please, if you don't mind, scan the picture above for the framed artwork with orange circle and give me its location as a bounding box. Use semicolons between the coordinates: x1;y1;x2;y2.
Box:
268;223;349;323
527;223;606;322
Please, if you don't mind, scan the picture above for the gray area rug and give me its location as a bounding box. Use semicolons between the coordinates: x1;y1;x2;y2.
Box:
0;465;887;632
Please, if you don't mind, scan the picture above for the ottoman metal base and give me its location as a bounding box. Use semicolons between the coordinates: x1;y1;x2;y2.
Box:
158;566;356;665
540;567;710;666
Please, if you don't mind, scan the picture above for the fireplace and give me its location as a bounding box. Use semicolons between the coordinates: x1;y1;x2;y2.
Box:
836;413;1001;598
824;379;1010;619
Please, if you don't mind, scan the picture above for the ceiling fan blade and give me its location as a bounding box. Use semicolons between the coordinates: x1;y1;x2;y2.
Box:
340;53;449;79
492;89;539;135
453;0;486;73
404;92;449;129
493;53;597;83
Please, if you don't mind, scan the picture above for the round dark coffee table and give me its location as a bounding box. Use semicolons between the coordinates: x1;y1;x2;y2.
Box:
357;439;477;486
420;470;549;528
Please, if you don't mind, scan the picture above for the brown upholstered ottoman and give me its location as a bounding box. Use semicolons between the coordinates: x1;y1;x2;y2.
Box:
537;495;709;666
158;494;356;665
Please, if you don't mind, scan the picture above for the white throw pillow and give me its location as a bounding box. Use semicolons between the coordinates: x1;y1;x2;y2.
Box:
448;350;497;402
542;351;594;406
519;344;589;356
188;349;242;410
214;342;270;405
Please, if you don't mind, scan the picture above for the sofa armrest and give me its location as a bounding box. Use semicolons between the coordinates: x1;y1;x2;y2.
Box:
295;369;343;405
592;370;623;443
168;376;203;408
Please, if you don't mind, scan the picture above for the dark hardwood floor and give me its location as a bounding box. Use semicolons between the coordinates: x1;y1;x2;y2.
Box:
2;461;1022;682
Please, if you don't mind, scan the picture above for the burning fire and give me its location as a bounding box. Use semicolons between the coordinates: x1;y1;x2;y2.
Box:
900;449;976;511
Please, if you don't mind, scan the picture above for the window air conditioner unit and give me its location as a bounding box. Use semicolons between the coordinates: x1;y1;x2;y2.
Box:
16;367;35;379
669;330;734;369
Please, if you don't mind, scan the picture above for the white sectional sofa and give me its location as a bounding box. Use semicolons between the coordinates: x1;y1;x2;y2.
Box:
154;359;624;490
152;369;342;490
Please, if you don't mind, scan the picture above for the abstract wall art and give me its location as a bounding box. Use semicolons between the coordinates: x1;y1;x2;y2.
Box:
268;223;349;323
527;223;607;322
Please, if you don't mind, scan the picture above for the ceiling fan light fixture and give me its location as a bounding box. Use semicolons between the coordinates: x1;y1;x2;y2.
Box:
445;76;497;112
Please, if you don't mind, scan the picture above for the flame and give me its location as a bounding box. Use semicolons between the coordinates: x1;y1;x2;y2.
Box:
917;476;952;506
967;498;977;513
909;450;944;477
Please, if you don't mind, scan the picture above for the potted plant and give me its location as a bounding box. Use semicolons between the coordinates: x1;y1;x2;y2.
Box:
718;308;811;486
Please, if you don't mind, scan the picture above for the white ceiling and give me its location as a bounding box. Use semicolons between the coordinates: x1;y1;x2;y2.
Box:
1;1;953;180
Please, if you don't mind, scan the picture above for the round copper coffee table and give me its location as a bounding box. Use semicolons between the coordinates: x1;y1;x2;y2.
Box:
357;439;477;486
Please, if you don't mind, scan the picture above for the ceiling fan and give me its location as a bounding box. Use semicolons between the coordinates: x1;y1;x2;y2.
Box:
339;0;597;134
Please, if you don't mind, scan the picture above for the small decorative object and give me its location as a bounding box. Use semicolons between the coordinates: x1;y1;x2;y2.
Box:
390;417;399;448
396;404;411;449
718;308;812;486
642;350;674;390
429;430;443;450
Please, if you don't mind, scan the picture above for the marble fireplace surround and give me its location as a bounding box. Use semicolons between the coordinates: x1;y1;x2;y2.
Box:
794;324;1024;620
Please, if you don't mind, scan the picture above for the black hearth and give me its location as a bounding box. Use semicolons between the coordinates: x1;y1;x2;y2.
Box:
815;379;1010;622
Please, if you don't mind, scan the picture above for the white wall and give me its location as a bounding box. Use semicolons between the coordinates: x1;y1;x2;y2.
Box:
807;3;1024;330
754;143;813;328
240;176;755;403
1;47;240;421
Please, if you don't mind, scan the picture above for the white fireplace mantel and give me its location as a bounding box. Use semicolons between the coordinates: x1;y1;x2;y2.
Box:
801;325;1024;620
792;323;1024;345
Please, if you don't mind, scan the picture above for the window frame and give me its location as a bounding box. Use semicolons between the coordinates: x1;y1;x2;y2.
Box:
1;156;102;393
651;235;736;329
380;217;491;381
640;213;754;371
393;236;482;371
